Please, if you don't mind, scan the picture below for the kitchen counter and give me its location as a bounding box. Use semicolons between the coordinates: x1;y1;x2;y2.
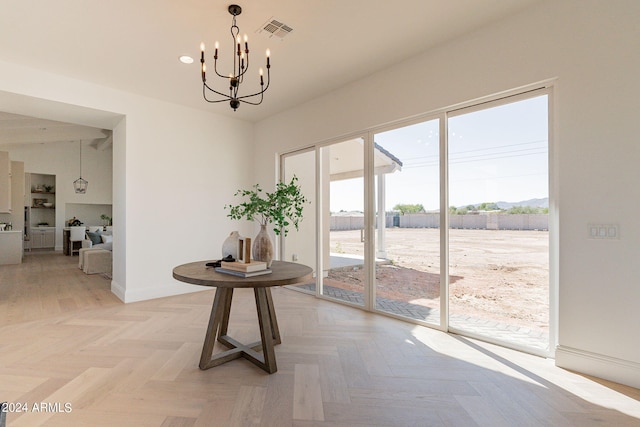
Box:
0;230;23;264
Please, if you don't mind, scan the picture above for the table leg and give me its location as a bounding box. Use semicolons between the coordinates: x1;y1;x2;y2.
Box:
199;288;234;369
199;287;282;373
218;286;234;340
264;287;281;345
253;287;278;373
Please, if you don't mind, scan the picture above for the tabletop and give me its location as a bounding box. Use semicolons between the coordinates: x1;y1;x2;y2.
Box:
172;260;313;289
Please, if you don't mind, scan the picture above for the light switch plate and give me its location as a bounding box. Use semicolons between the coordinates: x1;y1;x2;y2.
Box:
588;223;619;239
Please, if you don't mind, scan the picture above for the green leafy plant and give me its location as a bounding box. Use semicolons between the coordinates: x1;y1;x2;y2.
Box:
100;214;112;225
225;176;308;236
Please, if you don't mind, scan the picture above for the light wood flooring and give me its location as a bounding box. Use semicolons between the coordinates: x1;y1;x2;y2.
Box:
0;253;639;426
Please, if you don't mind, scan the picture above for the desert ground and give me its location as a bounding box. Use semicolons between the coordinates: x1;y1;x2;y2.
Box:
328;228;549;331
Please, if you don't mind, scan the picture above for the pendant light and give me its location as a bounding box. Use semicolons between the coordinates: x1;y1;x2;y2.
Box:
199;4;271;111
73;141;88;194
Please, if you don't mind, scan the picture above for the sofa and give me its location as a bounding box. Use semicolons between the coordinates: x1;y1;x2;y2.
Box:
82;228;113;251
79;227;112;275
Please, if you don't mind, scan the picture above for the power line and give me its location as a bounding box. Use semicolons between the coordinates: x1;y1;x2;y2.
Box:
392;138;548;162
403;149;547;169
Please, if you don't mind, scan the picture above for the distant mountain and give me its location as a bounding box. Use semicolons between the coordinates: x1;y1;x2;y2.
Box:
495;197;549;209
456;198;549;210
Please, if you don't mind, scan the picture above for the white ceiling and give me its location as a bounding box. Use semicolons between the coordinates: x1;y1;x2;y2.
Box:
0;0;541;140
0;111;112;148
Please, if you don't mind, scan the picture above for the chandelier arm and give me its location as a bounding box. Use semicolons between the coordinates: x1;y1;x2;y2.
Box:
235;83;268;101
235;70;270;101
212;58;229;79
237;53;249;80
238;92;264;106
203;84;234;103
203;81;233;98
236;86;267;102
203;97;233;104
236;90;265;103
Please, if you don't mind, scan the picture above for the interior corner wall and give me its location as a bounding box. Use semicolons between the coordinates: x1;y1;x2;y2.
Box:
0;60;256;303
253;0;640;388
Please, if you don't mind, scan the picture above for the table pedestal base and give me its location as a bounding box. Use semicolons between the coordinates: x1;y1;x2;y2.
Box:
199;287;281;374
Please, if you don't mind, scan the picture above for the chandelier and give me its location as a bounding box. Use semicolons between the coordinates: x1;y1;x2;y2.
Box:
73;141;88;194
200;4;271;111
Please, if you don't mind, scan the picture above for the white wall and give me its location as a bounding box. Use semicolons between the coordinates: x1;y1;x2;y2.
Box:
65;204;113;228
0;61;255;303
254;0;640;388
0;141;113;248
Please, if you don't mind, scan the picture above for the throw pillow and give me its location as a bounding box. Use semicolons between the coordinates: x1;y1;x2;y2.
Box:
86;231;103;245
101;234;113;244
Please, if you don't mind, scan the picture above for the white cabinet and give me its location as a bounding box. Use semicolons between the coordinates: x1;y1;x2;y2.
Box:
31;227;55;249
0;151;11;213
0;231;22;265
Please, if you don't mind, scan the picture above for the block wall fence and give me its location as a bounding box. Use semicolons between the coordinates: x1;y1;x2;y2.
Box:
330;213;548;231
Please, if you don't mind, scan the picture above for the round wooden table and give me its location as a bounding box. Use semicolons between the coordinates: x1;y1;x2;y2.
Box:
173;260;313;374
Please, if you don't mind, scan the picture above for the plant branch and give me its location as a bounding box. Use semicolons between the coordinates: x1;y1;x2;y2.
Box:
225;176;308;236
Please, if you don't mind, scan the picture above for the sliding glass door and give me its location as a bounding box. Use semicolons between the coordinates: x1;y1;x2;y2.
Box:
281;87;553;354
447;94;550;352
372;119;442;327
318;137;366;307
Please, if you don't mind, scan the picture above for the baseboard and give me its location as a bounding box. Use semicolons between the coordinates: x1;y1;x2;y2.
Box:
120;282;208;303
555;345;640;388
110;279;126;302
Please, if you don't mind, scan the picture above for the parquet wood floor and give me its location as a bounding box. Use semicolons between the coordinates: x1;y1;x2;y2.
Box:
1;253;639;426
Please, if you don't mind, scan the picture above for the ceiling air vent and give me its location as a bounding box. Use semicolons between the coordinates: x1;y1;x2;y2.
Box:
258;18;293;40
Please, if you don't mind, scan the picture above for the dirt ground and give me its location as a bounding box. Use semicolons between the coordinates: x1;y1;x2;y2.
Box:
328;228;549;331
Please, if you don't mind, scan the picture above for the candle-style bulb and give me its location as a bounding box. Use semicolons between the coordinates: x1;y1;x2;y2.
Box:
200;42;205;52
266;49;271;68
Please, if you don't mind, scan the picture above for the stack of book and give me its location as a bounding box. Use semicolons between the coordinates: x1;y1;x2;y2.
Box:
215;260;272;277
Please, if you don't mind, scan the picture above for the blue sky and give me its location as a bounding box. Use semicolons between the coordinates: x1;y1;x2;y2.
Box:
331;95;548;212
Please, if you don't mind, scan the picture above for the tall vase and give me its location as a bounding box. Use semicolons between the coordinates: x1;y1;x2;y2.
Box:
252;224;273;267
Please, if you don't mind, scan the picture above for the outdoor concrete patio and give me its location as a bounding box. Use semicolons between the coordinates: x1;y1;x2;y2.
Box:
294;252;549;352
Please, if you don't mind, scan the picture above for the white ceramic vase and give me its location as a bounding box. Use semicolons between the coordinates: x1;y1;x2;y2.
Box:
221;231;240;259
